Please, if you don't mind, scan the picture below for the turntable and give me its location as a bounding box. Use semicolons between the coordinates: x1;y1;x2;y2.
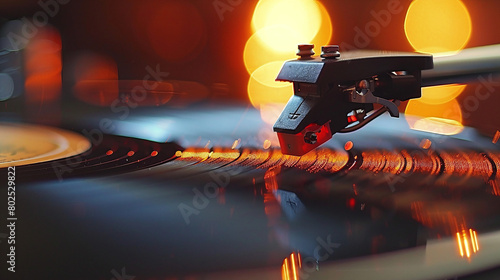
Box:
1;1;500;280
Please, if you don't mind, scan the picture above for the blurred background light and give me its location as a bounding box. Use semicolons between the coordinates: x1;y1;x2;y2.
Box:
71;53;119;106
24;26;62;103
404;0;471;135
419;84;467;105
246;0;332;126
404;0;471;55
405;99;464;135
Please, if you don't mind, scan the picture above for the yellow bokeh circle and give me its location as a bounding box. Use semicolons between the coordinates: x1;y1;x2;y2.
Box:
404;0;471;55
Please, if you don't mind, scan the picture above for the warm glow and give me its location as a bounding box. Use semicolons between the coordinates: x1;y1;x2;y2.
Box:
419;138;432;149
252;0;322;47
259;103;288;126
248;70;293;107
72;53;119;106
263;139;272;149
493;131;500;144
405;99;464;135
146;1;206;62
232;139;241;149
0;123;91;168
473;230;479;251
404;0;471;132
247;63;293;110
290;253;298;280
244;1;331;75
282;252;301;280
420;84;467;105
251;61;291;89
457;232;464;257
24;27;62;103
411;117;464;135
463;235;471;258
246;0;332;118
344;141;354;151
404;0;471;55
283;259;289;280
244;29;296;75
456;229;479;259
470;229;477;252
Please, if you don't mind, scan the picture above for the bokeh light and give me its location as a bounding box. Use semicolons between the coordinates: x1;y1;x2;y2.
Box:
246;0;332;125
251;0;322;49
404;0;471;135
419;84;467;105
72;53;119;106
404;0;471;55
244;26;298;75
72;54;118;81
405;99;464;135
24;26;62;103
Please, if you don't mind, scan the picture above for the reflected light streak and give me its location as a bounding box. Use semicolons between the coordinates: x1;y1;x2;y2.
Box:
283;258;289;280
463;234;471;258
282;252;301;280
493;130;500;144
473;230;479;251
411;117;464;136
231;139;241;150
457;232;464;257
290;252;298;280
456;229;479;259
470;229;477;252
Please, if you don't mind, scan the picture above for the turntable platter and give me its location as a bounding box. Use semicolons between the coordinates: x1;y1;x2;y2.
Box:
0;123;91;168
